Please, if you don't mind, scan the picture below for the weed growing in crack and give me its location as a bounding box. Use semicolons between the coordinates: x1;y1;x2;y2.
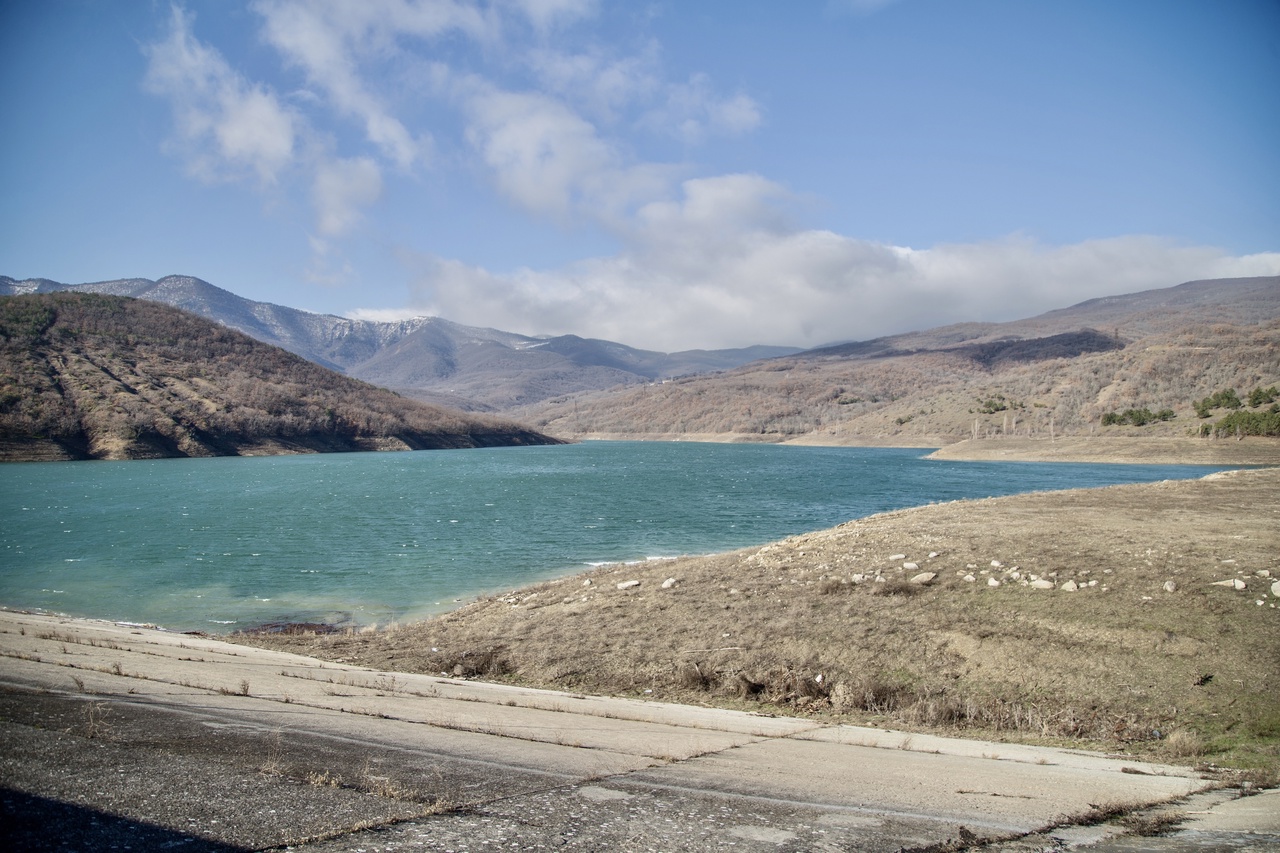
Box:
83;701;112;740
1120;811;1187;837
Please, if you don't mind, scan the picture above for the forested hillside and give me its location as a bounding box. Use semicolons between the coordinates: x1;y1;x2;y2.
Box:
0;293;561;461
512;277;1280;444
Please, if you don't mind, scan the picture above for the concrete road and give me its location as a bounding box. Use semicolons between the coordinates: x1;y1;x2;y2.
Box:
0;610;1269;852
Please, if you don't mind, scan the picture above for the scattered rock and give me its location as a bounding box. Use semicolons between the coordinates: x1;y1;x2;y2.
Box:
888;554;907;561
582;579;592;587
963;574;976;583
1060;580;1079;592
1163;580;1178;593
990;560;1004;568
1211;578;1246;590
660;577;677;589
616;580;641;590
1271;580;1280;598
1256;569;1271;578
928;552;940;558
1030;579;1055;590
909;572;937;585
988;577;1001;587
903;562;920;571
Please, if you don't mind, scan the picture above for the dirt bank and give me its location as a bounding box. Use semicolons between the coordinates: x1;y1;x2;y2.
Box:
925;436;1280;465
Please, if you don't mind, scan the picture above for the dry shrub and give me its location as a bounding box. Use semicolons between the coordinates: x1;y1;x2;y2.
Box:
735;673;765;699
831;672;909;714
901;690;970;727
778;671;828;701
1160;729;1206;759
677;661;716;691
440;647;511;678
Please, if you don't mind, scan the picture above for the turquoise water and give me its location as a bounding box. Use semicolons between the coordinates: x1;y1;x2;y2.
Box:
0;441;1228;632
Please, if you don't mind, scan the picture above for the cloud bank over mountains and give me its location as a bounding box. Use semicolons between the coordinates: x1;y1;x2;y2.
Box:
375;223;1279;350
139;1;1279;351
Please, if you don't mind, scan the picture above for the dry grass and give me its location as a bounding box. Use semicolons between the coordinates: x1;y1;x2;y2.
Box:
234;467;1280;768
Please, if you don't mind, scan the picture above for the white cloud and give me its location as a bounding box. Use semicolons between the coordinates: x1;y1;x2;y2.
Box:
528;44;661;122
147;0;770;292
387;171;1280;350
253;0;449;170
312;156;384;237
459;81;676;223
144;6;298;185
643;73;763;145
507;0;597;32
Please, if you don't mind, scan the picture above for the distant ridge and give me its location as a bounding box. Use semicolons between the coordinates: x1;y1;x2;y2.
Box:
509;275;1280;443
0;275;801;411
0;292;562;461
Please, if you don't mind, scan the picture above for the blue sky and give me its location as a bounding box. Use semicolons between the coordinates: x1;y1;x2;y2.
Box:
2;0;1277;350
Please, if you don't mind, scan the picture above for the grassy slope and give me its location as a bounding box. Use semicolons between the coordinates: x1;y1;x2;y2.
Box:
235;467;1280;771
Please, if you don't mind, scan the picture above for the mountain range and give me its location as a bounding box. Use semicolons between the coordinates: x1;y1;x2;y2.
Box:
0;275;799;412
4;272;1277;448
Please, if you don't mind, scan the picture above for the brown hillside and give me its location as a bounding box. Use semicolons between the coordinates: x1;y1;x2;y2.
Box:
0;293;562;461
513;277;1280;444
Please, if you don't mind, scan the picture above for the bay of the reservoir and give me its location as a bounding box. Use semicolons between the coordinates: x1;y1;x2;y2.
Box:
0;441;1230;632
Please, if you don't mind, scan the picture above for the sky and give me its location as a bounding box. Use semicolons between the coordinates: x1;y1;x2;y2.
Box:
1;0;1278;352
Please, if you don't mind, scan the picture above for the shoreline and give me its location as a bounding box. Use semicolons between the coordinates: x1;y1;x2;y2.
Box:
226;466;1280;770
573;432;1280;465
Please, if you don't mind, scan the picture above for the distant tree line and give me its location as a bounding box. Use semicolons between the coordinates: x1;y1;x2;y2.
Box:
1193;385;1280;437
1099;407;1175;427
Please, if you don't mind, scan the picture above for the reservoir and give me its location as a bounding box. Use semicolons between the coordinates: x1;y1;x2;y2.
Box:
0;441;1229;632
